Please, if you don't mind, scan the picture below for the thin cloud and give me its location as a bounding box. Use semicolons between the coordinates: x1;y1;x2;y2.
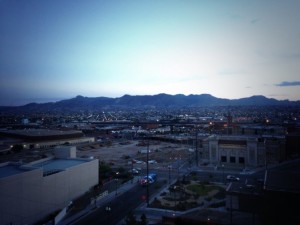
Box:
276;81;300;87
229;14;243;20
269;94;288;98
257;51;300;60
277;52;300;60
218;69;246;76
251;18;260;24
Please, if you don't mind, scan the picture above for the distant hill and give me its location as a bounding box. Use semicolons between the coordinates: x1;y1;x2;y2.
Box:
0;94;299;113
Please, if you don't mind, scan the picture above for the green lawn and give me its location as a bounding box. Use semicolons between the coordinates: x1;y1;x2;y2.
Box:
186;184;222;196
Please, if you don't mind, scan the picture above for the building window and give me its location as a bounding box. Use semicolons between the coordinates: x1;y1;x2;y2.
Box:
221;156;227;162
230;156;236;163
239;157;245;164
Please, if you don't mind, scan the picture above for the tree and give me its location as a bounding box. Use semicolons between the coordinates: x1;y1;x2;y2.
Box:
11;144;23;153
124;210;137;225
139;213;147;225
98;162;112;181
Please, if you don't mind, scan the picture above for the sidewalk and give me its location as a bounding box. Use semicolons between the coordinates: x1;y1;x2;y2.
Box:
58;177;140;225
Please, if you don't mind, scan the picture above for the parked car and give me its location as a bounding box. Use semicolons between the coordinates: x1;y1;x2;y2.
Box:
226;175;240;181
240;168;253;175
128;168;139;174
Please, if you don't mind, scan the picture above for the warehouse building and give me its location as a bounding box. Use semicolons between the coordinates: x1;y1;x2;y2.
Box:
0;128;95;149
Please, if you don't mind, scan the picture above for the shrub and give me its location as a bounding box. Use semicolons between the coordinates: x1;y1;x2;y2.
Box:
214;189;225;199
205;197;212;201
160;192;167;196
209;201;225;208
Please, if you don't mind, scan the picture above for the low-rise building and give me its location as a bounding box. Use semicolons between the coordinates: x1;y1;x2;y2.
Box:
225;162;300;225
0;128;95;149
0;146;99;225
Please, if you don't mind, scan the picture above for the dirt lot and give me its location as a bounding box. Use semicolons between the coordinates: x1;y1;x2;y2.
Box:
77;140;191;170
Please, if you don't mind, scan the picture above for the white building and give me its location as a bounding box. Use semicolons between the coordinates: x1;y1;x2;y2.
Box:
0;146;99;225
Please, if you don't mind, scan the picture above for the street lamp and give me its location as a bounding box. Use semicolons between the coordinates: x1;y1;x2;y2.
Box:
146;138;149;207
168;165;171;185
264;138;268;170
131;159;134;184
222;164;225;183
115;172;119;196
207;217;211;225
177;155;181;180
105;206;111;225
195;131;199;167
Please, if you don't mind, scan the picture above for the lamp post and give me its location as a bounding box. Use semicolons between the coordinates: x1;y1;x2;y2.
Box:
195;131;199;167
105;206;111;225
115;172;119;196
131;159;134;184
146;138;149;207
207;217;211;225
222;164;225;183
264;138;268;170
177;155;181;180
168;165;171;185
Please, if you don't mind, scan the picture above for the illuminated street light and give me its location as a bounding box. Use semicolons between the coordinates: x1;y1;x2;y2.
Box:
168;165;171;185
115;172;119;196
105;206;111;225
221;164;225;183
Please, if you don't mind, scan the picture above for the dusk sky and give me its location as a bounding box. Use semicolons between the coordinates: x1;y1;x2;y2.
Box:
1;0;300;106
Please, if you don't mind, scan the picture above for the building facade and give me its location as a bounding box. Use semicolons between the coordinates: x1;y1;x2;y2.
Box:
201;135;285;168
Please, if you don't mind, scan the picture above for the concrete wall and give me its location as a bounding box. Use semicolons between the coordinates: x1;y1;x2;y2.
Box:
0;167;43;225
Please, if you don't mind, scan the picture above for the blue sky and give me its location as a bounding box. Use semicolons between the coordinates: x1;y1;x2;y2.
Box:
0;0;300;106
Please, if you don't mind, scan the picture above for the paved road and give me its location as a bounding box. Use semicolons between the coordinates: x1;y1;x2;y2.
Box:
71;180;165;225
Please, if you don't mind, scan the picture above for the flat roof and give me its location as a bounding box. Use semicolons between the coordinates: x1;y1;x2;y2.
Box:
0;164;35;179
32;158;89;175
1;129;82;137
0;129;84;142
0;158;92;178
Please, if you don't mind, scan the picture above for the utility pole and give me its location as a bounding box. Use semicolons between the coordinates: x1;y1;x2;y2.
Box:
105;206;111;225
168;165;171;185
230;194;233;225
222;164;225;183
195;131;198;167
146;137;149;207
264;138;267;170
131;159;134;184
115;172;119;196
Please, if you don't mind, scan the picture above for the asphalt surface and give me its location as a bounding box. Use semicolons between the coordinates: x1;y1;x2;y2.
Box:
71;180;165;225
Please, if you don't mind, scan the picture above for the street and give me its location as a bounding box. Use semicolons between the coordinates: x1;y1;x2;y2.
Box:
72;180;165;225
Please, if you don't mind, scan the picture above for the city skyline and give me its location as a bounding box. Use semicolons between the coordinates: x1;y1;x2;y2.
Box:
1;0;300;106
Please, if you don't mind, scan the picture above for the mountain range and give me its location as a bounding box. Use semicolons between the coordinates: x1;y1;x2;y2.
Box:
1;94;299;113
